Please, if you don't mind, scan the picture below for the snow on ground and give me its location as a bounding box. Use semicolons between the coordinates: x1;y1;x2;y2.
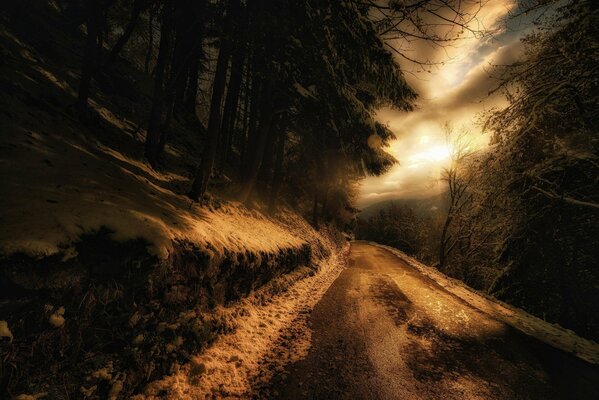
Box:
0;116;306;260
371;242;599;365
0;18;309;262
138;245;349;399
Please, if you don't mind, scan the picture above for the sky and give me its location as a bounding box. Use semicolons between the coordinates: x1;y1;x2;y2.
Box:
357;0;537;208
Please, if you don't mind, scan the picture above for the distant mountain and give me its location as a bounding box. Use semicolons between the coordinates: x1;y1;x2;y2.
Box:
358;193;448;219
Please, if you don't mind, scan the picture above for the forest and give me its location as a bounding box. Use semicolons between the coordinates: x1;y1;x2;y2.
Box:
73;0;417;220
357;0;599;342
0;0;598;398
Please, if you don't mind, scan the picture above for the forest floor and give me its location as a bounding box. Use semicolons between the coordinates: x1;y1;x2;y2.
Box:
261;242;599;400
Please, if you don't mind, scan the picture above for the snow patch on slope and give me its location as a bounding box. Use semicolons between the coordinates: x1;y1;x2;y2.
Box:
0;123;304;260
139;246;349;399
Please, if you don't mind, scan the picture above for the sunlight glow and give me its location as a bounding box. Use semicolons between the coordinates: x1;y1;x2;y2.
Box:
409;145;452;163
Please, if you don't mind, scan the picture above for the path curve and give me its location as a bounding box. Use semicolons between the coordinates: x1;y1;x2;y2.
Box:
269;242;599;399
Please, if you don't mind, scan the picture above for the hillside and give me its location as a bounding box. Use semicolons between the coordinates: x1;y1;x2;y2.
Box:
0;2;346;398
2;0;598;398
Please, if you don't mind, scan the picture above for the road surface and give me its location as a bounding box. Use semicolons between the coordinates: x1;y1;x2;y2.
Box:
268;242;599;399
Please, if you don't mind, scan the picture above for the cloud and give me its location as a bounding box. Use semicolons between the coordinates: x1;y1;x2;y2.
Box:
392;0;518;96
357;19;527;208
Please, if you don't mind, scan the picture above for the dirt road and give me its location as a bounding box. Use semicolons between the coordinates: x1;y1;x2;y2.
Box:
269;242;599;399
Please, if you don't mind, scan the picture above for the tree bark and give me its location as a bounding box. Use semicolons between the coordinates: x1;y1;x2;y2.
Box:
157;1;206;157
77;0;101;111
188;0;238;200
257;117;278;189
144;1;173;168
267;123;287;214
236;68;250;169
188;43;232;199
238;76;276;203
104;0;146;70
144;5;155;74
240;55;262;179
170;1;196;116
219;41;246;167
183;51;201;113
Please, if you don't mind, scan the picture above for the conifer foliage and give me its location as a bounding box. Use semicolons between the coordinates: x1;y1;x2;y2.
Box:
71;0;419;220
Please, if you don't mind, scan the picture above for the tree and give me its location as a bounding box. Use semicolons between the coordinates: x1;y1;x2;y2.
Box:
218;3;248;167
268;0;416;217
356;203;430;257
480;0;599;338
144;0;174;168
267;121;288;213
438;125;474;270
188;0;238;200
103;0;147;70
77;0;102;111
238;76;277;203
365;0;491;72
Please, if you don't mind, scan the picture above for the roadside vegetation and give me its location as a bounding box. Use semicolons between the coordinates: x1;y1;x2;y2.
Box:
357;0;599;341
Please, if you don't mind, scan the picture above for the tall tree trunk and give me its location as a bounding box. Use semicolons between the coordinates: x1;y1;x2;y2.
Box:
157;85;176;159
438;206;454;269
219;42;246;167
257;117;278;189
104;0;146;70
238;63;251;165
240;55;262;179
144;5;155;74
157;1;206;157
96;8;107;67
170;2;194;116
188;0;238;200
154;1;207;164
218;1;248;167
77;0;101;111
267;124;287;214
238;76;276;203
183;51;201;113
144;1;173;168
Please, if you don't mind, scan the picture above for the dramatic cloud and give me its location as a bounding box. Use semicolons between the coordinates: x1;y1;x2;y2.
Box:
357;0;533;208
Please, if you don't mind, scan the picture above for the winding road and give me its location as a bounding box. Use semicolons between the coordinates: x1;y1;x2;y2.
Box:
270;242;599;399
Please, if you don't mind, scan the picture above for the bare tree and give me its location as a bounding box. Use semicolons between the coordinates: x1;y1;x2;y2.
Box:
364;0;491;72
438;124;475;269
